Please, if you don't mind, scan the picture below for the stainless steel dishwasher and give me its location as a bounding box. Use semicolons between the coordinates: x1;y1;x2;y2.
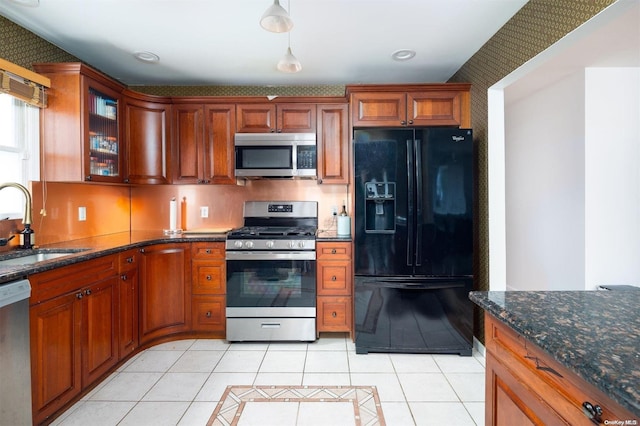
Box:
0;278;33;425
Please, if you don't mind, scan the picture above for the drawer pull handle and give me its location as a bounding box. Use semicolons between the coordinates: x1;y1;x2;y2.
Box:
331;249;337;254
121;274;127;281
205;249;211;254
524;355;563;378
331;276;337;281
331;311;337;318
127;257;134;263
206;275;212;281
581;401;603;422
205;311;212;318
139;248;145;253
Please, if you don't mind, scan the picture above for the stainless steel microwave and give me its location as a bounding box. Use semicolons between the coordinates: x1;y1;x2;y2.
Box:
234;133;317;178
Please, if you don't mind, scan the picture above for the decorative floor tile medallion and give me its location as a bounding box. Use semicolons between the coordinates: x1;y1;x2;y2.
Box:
207;385;386;426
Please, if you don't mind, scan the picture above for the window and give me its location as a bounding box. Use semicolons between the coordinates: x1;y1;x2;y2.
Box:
0;93;40;219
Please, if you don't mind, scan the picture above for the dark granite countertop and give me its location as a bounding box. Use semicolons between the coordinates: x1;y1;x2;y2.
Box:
316;230;352;242
469;290;640;416
0;230;227;284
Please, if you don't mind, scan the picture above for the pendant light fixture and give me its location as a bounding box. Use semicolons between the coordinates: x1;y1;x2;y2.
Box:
277;32;302;73
277;48;302;73
260;0;293;33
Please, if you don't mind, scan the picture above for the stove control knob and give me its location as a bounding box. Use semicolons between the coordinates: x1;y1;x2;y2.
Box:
234;241;243;249
266;240;275;249
298;241;306;248
245;241;254;249
288;241;296;249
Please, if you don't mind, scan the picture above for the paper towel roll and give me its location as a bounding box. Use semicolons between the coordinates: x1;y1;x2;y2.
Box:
169;198;177;231
337;216;351;237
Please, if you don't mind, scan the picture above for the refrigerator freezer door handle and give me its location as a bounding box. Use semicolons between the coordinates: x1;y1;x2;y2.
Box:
415;139;423;266
406;139;415;267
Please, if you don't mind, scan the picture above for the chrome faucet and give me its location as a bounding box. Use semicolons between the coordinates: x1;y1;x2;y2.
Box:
0;182;34;249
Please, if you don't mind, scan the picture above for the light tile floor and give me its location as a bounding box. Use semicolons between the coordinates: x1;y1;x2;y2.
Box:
52;334;486;426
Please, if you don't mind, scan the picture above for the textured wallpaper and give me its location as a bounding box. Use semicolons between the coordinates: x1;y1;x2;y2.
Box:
448;0;616;340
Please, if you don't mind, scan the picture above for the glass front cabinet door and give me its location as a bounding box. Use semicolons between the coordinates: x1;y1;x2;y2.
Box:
84;80;123;182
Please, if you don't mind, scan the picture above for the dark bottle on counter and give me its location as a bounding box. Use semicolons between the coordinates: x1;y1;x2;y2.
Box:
19;224;35;249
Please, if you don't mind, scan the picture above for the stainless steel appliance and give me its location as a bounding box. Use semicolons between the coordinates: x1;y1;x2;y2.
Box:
0;278;33;425
353;127;474;355
234;133;317;178
226;201;318;341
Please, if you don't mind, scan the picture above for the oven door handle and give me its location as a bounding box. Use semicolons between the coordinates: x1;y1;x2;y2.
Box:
226;251;316;261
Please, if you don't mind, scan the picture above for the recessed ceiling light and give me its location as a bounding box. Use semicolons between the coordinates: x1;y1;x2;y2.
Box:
133;51;160;63
8;0;39;6
391;49;416;61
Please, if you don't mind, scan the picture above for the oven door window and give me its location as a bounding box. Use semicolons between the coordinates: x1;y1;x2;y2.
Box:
236;146;293;169
227;259;316;307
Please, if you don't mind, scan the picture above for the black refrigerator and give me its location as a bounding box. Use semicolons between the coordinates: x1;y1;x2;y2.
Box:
353;127;474;355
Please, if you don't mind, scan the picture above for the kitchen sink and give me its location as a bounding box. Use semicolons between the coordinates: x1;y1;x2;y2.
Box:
0;249;89;267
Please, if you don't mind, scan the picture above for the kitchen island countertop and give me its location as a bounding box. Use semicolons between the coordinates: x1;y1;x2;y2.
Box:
469;290;640;416
0;230;227;284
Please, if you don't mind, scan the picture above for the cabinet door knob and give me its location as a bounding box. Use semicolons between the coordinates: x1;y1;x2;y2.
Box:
127;257;134;263
85;289;92;296
206;275;212;281
85;175;92;181
400;120;406;126
331;275;337;281
139;248;145;253
76;292;83;299
205;311;212;318
331;311;337;318
408;120;414;125
121;274;127;281
581;402;603;422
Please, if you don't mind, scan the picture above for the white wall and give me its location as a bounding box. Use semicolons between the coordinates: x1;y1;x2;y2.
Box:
584;67;640;290
504;71;586;290
487;0;640;291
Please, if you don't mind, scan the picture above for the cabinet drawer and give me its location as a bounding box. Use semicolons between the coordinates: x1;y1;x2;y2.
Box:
118;249;138;272
191;296;225;332
316;242;352;260
486;314;635;424
317;297;352;331
192;242;225;259
317;261;351;295
30;255;118;304
192;260;225;295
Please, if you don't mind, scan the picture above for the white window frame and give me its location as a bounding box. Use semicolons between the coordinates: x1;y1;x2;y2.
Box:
0;93;40;219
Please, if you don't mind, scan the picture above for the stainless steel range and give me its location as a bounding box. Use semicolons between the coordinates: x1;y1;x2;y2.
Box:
225;201;317;342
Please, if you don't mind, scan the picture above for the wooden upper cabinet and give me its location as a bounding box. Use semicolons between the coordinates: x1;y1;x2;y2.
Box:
408;91;464;126
172;103;236;184
236;103;316;133
123;92;172;184
34;63;125;183
350;92;406;127
204;104;236;184
347;84;471;128
317;103;348;184
172;103;204;184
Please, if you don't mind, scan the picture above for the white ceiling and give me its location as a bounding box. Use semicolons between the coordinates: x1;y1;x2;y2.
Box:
1;0;528;86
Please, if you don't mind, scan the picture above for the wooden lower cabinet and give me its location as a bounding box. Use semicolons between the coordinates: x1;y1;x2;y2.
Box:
316;242;353;337
118;249;139;359
191;242;226;335
139;243;192;344
29;255;119;425
484;313;636;425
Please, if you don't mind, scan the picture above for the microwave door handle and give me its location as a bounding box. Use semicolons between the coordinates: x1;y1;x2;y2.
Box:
291;144;297;172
